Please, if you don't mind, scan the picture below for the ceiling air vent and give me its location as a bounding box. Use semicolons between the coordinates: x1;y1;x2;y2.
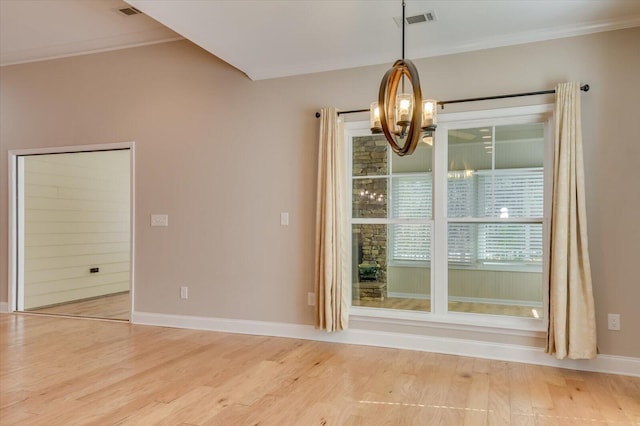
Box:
394;10;437;27
118;7;142;16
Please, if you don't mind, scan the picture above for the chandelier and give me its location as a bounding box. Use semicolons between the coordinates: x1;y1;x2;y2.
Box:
369;1;437;156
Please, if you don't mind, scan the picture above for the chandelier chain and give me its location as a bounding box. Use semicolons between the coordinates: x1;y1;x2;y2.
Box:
402;1;405;60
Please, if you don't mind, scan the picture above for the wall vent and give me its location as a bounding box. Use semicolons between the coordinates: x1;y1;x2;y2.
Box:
118;7;142;16
394;11;437;27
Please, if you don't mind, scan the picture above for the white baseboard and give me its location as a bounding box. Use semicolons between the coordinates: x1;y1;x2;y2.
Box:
0;302;9;313
448;296;544;308
131;311;640;378
387;292;430;300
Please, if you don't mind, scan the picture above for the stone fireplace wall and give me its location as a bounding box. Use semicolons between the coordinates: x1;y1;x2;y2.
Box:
352;136;388;297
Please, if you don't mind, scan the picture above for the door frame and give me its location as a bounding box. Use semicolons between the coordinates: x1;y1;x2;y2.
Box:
7;142;135;320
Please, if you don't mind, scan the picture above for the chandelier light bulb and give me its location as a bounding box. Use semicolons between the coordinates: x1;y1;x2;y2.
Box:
370;102;382;133
396;94;413;126
422;99;437;129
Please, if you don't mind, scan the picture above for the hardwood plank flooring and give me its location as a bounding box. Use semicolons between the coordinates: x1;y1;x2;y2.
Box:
28;292;535;321
25;292;130;321
353;297;539;318
1;314;638;425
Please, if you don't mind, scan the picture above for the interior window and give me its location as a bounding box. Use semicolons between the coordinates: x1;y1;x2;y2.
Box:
447;124;544;318
346;107;550;327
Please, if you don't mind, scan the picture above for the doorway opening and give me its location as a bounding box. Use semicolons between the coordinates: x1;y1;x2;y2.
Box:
8;143;134;321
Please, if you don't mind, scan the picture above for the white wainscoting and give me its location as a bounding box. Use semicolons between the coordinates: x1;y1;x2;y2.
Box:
387;266;543;304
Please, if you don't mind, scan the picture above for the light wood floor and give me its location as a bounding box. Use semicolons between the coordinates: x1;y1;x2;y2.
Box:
353;297;539;318
27;293;538;321
26;292;130;321
1;314;638;425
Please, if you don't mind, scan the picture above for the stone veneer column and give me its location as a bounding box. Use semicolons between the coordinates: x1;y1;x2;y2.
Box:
352;136;388;299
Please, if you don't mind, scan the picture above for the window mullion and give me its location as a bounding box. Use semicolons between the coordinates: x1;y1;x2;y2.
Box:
433;125;448;316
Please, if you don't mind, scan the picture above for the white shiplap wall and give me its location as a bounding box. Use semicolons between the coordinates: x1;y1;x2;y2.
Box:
22;150;130;309
387;266;542;303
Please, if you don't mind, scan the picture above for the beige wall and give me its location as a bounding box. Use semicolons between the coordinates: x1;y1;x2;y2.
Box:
22;151;130;309
1;27;639;357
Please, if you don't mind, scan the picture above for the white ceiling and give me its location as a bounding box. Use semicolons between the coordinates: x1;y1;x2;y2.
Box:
0;0;181;66
2;0;640;80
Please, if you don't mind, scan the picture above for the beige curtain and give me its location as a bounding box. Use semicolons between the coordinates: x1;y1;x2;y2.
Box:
314;107;349;331
546;82;597;359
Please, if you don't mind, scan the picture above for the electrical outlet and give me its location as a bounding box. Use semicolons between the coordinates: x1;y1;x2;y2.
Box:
307;292;315;306
180;286;188;300
151;214;168;227
607;313;620;331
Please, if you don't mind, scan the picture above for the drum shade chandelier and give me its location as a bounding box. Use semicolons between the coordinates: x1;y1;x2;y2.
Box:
370;1;437;156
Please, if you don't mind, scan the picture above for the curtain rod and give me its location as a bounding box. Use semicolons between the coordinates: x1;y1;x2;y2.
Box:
314;84;590;118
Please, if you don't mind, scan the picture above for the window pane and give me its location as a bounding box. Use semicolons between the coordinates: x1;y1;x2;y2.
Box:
476;170;543;218
352;223;388;301
448;223;543;266
352;223;430;312
447;223;543;318
449;127;492;172
448;171;476;218
448;124;544;218
495;123;544;169
448;267;543;318
353;178;387;218
448;223;476;264
392;140;432;173
477;223;543;264
391;175;432;219
353;135;387;176
391;223;431;262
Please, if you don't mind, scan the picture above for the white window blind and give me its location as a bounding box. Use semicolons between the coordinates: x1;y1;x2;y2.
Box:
448;169;543;266
477;223;543;263
476;169;543;217
448;223;476;264
448;173;476;218
391;176;432;218
368;152;544;266
390;175;431;261
447;174;476;263
476;169;543;264
391;224;431;261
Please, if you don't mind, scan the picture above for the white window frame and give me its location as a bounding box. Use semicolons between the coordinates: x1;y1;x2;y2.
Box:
345;104;553;333
7;142;136;320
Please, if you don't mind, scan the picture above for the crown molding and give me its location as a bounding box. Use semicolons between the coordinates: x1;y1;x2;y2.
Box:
0;32;183;67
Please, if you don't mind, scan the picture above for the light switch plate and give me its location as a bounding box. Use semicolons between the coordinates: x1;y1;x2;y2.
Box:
151;214;168;226
280;212;289;226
